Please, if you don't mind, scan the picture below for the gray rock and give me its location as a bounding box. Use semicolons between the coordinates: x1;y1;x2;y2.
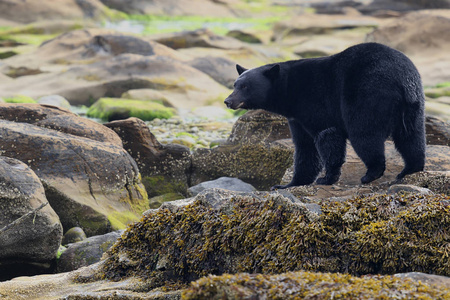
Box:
0;104;148;237
394;272;450;287
388;184;433;195
191;110;294;190
104;117;191;198
188;177;257;197
57;230;123;273
62;227;87;246
37;95;71;110
0;156;62;280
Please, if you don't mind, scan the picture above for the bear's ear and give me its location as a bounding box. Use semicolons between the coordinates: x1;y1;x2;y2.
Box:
236;64;248;75
264;64;280;79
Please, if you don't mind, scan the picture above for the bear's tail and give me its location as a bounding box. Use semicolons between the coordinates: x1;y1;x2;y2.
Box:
392;75;426;180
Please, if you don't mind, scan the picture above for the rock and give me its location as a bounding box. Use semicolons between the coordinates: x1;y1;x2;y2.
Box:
121;88;174;107
394;272;450;287
182;271;450;299
98;0;238;17
0;0;109;24
148;193;185;209
86;97;176;121
37;95;72;110
95;191;450;284
104;117;192;197
227;110;291;144
366;10;450;86
0;29;185;71
187;177;257;196
0;51;230;108
0;265;182;299
152;28;244;50
425;115;450;146
358;0;450;15
388;184;433;195
188;55;238;88
272;13;379;42
1;189;450;298
0;105;148;236
62;227;87;246
0;103;122;145
191;110;294;190
0;156;62;280
401;171;450;195
226;29;263;44
57;230;123;272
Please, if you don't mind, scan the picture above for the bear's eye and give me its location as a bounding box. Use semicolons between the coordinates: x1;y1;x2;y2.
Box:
242;85;247;89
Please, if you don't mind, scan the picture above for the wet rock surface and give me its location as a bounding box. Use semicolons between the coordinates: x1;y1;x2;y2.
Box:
0;157;62;281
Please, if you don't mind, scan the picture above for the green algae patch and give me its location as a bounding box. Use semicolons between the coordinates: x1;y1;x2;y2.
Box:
86;97;175;121
107;211;141;231
182;271;450;299
4;95;36;103
142;175;188;198
90;192;450;288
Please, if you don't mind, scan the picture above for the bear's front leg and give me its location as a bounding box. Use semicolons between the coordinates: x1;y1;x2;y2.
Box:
271;120;322;190
314;127;347;185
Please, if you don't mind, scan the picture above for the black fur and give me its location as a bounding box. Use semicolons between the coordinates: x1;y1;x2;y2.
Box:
224;43;425;189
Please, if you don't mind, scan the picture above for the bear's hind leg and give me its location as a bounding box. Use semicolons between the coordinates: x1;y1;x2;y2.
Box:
271;120;322;190
314;127;346;185
350;134;386;184
392;121;425;180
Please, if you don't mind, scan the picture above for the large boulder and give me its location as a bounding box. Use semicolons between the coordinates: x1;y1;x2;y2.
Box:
104;117;192;197
191;110;293;190
0;104;148;236
57;230;123;272
0;103;122;145
0;156;62;280
152;29;245;50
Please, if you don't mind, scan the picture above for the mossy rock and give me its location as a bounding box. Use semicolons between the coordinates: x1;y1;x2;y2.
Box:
425;86;450;99
86;97;175;121
4;95;36;103
183;271;450;299
92;191;450;288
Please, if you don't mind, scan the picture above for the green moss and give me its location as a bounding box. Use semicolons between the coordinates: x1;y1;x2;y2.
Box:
0;33;58;45
182;271;450;299
107;211;141;231
424;86;450;98
4;95;36;103
115;14;283;36
86;97;175;121
142;175;187;198
92;192;450;287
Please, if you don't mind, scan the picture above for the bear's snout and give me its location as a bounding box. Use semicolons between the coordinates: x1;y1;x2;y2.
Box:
224;96;245;110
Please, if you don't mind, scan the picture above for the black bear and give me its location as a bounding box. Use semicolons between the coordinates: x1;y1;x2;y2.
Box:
224;43;425;189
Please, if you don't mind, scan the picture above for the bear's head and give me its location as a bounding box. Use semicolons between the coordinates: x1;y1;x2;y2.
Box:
224;63;280;111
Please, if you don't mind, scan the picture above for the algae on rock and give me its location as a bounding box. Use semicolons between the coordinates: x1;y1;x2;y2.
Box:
91;191;450;288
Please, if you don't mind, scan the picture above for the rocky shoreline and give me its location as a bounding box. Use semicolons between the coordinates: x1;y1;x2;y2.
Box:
0;0;449;298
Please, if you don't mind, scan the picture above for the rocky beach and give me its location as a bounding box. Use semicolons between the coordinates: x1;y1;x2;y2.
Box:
0;0;449;299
